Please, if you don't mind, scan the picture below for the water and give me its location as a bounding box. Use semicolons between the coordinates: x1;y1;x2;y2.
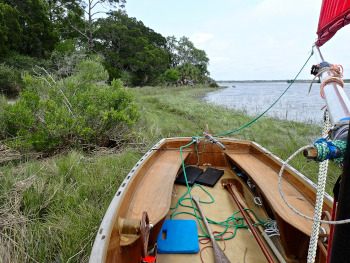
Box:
203;82;350;125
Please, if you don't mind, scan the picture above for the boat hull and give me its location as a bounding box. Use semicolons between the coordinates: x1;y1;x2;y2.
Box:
90;137;333;263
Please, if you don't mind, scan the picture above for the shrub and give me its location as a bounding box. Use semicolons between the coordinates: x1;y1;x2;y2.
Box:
50;41;87;79
164;69;179;84
209;82;219;88
0;52;52;72
0;63;23;96
2;58;140;152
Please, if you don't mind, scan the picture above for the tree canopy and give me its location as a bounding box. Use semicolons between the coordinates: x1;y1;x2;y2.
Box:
0;0;211;88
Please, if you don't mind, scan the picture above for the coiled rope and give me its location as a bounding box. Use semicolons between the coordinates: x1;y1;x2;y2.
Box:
308;64;344;99
278;153;350;225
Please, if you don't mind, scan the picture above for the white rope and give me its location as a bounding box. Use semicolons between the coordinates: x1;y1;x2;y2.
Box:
278;110;350;262
265;219;280;237
278;147;350;225
307;112;330;263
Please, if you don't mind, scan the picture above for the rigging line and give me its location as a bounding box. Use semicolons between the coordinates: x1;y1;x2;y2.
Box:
214;51;314;137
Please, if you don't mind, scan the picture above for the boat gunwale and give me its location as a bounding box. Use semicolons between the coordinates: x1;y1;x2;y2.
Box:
89;138;166;263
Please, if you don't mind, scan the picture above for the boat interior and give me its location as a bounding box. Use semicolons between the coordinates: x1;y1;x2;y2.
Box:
102;138;333;263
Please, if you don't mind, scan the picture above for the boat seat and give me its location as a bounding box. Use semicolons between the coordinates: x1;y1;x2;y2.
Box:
225;152;316;236
125;150;190;225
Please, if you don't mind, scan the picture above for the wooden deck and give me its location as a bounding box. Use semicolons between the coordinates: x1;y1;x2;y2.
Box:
225;152;315;236
126;150;190;225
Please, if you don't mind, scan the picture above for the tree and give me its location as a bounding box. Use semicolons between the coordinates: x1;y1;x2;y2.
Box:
0;3;21;54
82;0;126;50
166;36;179;68
176;36;209;75
3;0;59;57
43;0;86;42
176;62;200;83
164;69;179;85
166;36;210;84
94;12;170;86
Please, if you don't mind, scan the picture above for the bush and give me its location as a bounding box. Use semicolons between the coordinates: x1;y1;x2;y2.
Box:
50;41;87;79
2;57;140;152
0;52;52;72
0;94;6;132
209;82;219;88
0;63;23;96
164;69;179;84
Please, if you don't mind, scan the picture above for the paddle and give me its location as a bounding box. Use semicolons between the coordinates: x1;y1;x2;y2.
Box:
221;179;276;263
192;195;231;263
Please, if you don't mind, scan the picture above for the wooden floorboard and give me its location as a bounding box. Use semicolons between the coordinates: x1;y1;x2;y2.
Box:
157;168;278;263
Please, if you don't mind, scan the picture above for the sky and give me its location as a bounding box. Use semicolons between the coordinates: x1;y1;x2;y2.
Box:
125;0;350;81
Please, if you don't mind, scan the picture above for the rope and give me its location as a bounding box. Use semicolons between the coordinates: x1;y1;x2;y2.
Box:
173;138;269;242
308;64;344;99
199;231;233;263
215;51;314;137
278;147;350;225
307;112;330;263
313;139;347;163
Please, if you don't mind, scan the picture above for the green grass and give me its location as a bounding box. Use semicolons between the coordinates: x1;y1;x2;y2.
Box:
132;85;339;187
0;84;341;262
0;150;142;262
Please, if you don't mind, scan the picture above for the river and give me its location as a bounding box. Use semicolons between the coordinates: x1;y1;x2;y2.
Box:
203;82;350;125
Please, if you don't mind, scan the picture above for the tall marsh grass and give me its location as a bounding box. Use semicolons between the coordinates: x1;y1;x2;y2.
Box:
0;150;141;262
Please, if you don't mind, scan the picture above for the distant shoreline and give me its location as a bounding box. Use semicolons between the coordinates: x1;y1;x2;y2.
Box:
217;79;350;83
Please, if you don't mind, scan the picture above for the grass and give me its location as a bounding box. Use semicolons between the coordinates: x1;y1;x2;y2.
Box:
0;84;341;262
132;85;340;191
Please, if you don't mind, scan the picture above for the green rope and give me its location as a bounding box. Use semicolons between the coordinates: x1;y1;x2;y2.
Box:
174;140;268;240
314;140;347;163
215;51;314;137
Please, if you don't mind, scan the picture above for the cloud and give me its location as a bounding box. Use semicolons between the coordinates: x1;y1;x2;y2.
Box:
190;33;214;45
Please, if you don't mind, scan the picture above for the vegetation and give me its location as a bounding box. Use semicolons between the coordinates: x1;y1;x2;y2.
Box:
0;84;341;262
0;0;211;93
0;0;340;262
1;57;139;152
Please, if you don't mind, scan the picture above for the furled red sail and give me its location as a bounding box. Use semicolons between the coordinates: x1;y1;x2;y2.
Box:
316;0;350;46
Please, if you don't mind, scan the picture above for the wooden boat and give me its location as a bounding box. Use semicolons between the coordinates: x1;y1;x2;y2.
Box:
90;1;350;262
89;136;333;263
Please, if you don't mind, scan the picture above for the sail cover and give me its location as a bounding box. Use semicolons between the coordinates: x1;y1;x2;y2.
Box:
316;0;350;46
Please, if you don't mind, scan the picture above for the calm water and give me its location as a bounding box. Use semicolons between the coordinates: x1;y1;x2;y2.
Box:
203;82;350;125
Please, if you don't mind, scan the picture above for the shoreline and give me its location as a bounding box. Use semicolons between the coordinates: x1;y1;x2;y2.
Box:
216;79;350;83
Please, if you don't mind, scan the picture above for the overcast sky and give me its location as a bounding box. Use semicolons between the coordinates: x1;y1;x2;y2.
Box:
125;0;350;81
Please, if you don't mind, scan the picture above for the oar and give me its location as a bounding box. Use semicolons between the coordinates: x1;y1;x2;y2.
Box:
192;195;231;263
222;179;287;263
221;179;276;263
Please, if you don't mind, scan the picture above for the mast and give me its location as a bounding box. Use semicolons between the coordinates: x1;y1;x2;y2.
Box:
312;46;350;262
312;46;350;141
328;126;350;262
